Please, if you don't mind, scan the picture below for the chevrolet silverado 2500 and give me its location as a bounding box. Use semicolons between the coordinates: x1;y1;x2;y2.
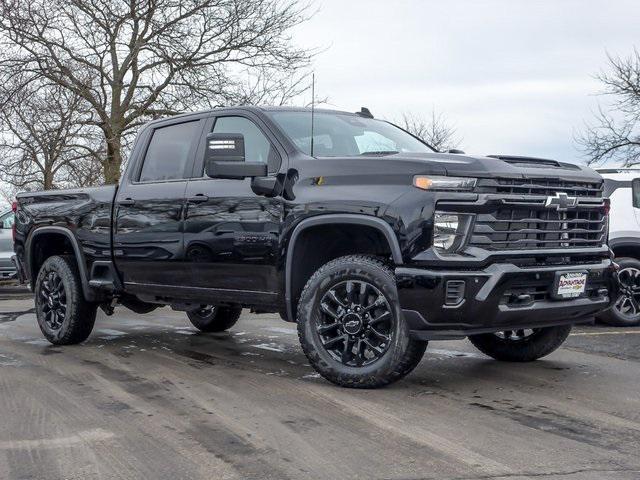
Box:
12;106;617;387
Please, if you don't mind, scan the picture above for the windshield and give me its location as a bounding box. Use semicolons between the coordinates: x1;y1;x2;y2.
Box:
268;111;434;157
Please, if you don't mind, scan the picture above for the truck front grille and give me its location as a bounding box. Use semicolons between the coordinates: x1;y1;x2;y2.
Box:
469;207;607;250
476;178;603;197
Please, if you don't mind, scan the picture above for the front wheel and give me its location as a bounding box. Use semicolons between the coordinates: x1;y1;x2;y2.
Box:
297;255;427;388
468;325;572;362
186;305;242;332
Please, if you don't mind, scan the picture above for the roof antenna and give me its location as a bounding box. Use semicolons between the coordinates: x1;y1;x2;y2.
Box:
357;107;373;119
310;73;315;158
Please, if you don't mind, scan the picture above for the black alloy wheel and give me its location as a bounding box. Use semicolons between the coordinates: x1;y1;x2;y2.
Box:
40;271;67;330
297;255;428;388
494;329;539;342
469;324;572;362
317;280;394;367
193;305;217;319
34;255;97;345
186;304;242;332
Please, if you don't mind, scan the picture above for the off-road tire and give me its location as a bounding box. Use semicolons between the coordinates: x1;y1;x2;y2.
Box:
187;306;242;332
598;256;640;327
35;255;97;345
297;255;427;388
468;325;572;362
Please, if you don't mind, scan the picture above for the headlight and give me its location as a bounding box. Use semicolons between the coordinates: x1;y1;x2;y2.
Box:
433;212;471;252
413;175;477;191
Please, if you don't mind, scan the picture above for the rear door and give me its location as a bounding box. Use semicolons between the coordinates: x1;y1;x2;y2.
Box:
113;118;204;295
182;112;286;305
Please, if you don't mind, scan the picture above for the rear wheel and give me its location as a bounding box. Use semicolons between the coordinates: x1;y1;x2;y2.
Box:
186;305;242;332
468;325;572;362
297;255;427;388
598;257;640;327
35;255;97;345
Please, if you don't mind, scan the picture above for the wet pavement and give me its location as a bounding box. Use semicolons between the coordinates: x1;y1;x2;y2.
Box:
1;290;639;479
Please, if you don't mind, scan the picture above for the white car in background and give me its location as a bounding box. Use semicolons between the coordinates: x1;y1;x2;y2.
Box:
0;209;16;280
598;169;640;325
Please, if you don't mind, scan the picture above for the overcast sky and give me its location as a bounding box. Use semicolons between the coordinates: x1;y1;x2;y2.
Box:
1;1;637;208
292;0;639;163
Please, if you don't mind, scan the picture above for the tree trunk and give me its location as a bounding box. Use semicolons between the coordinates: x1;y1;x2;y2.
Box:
43;169;54;190
103;133;122;184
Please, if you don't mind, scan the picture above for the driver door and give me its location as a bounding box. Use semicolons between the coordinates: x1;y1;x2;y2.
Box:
182;112;286;306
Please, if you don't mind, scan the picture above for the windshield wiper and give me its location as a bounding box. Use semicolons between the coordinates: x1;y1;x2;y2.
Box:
359;150;399;156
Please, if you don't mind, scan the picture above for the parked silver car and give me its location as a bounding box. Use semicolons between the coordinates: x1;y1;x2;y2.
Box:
0;210;16;280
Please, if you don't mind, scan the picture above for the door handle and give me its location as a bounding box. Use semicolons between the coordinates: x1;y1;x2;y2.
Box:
187;194;209;203
119;198;135;206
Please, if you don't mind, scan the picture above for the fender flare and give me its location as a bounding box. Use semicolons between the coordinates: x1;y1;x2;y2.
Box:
284;214;403;322
609;237;640;255
26;226;94;301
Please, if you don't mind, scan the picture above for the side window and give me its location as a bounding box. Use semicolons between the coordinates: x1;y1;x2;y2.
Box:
212;116;280;172
138;121;200;182
632;179;640;208
1;213;14;229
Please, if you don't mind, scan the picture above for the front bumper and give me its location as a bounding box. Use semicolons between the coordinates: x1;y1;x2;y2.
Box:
396;258;617;340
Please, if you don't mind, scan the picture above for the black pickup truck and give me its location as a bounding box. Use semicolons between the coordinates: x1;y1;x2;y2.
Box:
13;106;616;388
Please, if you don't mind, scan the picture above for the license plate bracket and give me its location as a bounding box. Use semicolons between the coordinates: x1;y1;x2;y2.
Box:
552;271;588;300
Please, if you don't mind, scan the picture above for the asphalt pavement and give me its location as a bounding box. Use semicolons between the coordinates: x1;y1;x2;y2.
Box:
1;287;639;480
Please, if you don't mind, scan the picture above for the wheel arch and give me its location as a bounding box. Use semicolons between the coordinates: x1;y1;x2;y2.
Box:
284;214;403;323
26;226;94;301
609;237;640;260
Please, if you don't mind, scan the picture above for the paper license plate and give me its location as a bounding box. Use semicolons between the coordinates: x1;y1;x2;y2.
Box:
554;272;587;299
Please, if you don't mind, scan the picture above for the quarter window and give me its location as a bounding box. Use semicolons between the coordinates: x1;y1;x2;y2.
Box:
212;116;279;172
139;121;200;182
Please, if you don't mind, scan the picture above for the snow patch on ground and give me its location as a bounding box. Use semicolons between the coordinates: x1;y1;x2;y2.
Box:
96;329;127;337
263;327;296;335
428;348;486;359
251;343;284;353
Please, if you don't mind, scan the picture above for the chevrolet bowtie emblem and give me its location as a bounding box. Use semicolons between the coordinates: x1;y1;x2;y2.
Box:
544;192;578;211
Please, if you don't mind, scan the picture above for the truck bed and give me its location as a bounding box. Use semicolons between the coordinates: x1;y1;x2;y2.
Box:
14;185;117;283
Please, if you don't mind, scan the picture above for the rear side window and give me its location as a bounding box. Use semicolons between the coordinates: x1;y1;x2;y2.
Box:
139;121;200;182
632;179;640;208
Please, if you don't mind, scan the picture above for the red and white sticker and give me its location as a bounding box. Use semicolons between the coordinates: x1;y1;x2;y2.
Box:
556;272;587;298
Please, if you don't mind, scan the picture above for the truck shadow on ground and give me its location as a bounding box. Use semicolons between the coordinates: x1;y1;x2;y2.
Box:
64;325;578;390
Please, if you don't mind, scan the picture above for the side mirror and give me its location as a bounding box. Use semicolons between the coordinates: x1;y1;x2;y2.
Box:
204;133;267;179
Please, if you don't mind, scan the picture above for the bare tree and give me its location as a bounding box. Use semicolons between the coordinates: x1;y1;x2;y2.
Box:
578;49;640;166
0;79;103;191
0;0;314;184
397;110;461;152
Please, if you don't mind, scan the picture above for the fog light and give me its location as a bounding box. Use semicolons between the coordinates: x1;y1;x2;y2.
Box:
434;213;458;250
433;212;471;252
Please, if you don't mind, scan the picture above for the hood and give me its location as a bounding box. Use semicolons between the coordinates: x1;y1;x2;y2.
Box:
371;152;603;184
